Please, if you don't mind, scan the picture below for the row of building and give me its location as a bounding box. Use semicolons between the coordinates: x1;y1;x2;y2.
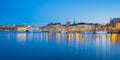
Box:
0;25;41;32
41;18;120;32
0;18;120;32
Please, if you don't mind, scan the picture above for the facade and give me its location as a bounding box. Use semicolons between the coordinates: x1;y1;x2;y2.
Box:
70;23;95;32
110;18;120;28
52;23;61;31
15;25;27;32
0;24;15;31
42;26;49;32
16;27;26;32
116;23;120;29
42;23;62;32
47;23;61;31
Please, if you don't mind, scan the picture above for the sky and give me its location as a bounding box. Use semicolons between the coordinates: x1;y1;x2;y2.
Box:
0;0;120;26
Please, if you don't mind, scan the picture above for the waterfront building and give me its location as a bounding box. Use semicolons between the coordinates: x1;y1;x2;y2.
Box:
61;25;66;31
52;23;61;31
0;24;15;31
92;23;101;30
110;18;120;29
16;27;26;32
70;23;95;32
83;23;95;31
46;22;61;32
65;21;71;32
42;26;49;32
70;23;78;32
15;25;27;32
46;22;54;31
116;23;120;29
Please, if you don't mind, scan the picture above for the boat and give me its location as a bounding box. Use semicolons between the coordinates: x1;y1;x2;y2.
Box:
50;30;58;33
94;31;107;34
60;30;67;33
82;31;92;34
26;29;32;32
108;30;120;34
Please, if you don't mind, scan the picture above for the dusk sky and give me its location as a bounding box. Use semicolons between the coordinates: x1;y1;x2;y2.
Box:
0;0;120;26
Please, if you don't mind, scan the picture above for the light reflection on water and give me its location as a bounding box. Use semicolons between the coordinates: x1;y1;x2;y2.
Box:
16;33;26;44
1;32;120;59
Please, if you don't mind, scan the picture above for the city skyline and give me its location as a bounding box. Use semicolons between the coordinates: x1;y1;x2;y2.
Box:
1;0;120;26
0;17;118;26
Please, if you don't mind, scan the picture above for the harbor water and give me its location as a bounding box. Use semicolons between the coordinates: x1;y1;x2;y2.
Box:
0;31;120;60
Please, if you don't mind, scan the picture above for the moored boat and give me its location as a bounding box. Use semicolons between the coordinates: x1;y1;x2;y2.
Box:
108;30;120;34
92;30;107;34
95;31;107;34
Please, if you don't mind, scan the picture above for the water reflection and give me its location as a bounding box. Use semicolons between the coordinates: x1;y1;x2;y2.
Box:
56;33;60;40
14;32;120;46
6;33;10;40
27;33;33;42
5;32;120;59
108;34;120;44
16;33;26;44
95;34;110;58
45;32;49;42
56;33;60;45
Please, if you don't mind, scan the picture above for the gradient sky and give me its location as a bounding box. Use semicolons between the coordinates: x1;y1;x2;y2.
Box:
0;0;120;26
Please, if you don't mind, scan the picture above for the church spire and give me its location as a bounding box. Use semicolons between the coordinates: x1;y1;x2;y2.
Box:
73;17;76;24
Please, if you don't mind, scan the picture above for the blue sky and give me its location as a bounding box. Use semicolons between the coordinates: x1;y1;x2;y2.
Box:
0;0;120;26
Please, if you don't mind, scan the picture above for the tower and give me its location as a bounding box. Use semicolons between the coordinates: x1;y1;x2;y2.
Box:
73;17;76;24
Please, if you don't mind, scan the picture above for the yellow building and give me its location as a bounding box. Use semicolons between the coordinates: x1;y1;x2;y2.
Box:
16;27;27;32
116;23;120;29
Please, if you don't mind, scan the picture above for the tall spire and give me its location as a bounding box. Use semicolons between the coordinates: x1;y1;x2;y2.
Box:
73;17;75;24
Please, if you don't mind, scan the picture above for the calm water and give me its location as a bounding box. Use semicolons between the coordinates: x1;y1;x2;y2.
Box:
0;32;120;60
